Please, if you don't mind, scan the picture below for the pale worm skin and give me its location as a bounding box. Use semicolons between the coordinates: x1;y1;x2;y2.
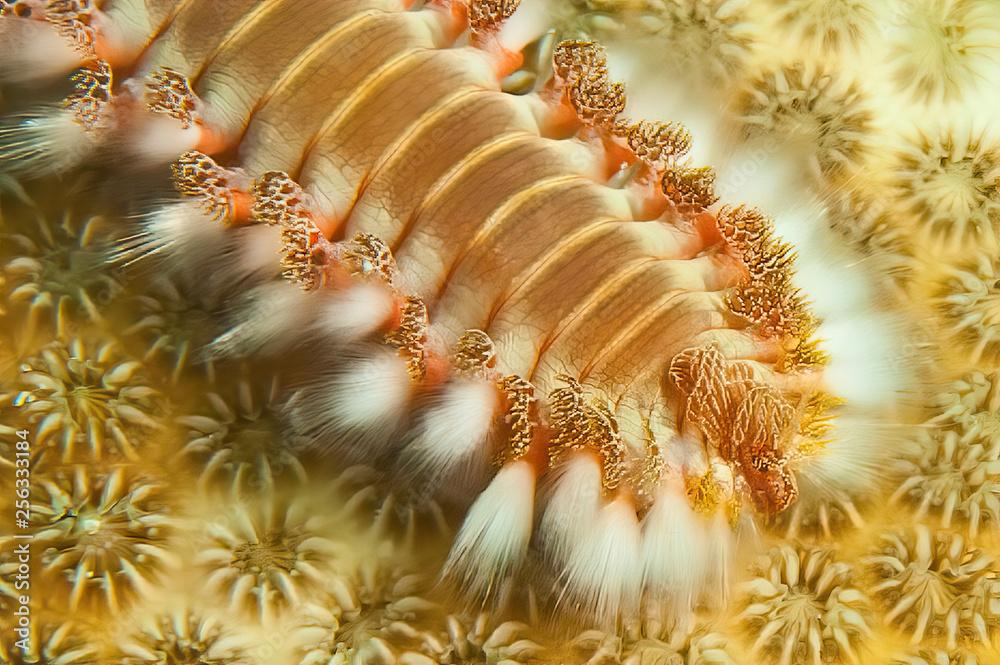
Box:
146;3;756;413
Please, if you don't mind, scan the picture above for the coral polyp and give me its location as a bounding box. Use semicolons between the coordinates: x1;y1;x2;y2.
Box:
565;629;737;665
120;277;218;382
196;489;343;622
766;0;879;53
738;545;871;665
892;127;1000;250
0;620;100;665
634;0;756;81
891;648;982;665
897;430;1000;538
865;526;1000;648
885;0;1000;104
16;337;164;461
310;602;547;665
935;371;1000;450
895;371;1000;536
176;376;306;493
28;465;176;611
1;201;120;341
934;255;1000;364
116;609;254;665
734;63;875;180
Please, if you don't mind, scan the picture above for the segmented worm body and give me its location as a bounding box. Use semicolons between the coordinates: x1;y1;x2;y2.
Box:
0;0;869;625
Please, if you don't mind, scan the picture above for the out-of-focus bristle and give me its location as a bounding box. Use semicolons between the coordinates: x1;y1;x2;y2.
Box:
443;458;536;601
0;16;82;82
285;347;413;459
314;281;397;343
401;378;498;490
0;107;95;178
556;494;642;627
206;281;312;359
0;60;114;178
641;484;708;615
885;0;1000;105
110;200;226;271
538;452;603;570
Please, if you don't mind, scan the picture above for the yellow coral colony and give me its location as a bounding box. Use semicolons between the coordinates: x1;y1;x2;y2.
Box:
0;1;998;664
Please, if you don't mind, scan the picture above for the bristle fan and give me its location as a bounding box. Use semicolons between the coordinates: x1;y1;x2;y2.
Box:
442;458;536;602
284;346;413;460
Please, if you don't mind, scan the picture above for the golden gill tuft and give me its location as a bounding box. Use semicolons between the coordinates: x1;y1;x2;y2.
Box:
384;295;429;382
170;151;239;222
278;213;325;291
613;119;693;170
145;68;198;129
661;165;718;211
250;170;306;227
45;0;96;56
496;373;536;465
451;328;497;377
547;375;627;491
342;232;397;284
469;0;521;34
65;60;112;130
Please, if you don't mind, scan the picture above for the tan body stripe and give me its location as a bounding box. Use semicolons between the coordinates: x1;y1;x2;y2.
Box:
101;0;184;60
527;258;660;380
435;174;583;304
392;137;581;300
434;179;629;334
596;297;730;409
239;11;430;173
294;46;440;178
196;2;401;141
347;90;536;248
390;131;536;255
136;0;263;79
578;263;742;383
485;219;620;327
298;48;497;223
485;215;715;381
238;9;385;142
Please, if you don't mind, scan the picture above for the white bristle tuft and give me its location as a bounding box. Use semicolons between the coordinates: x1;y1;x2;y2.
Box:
177;225;281;304
127;112;202;165
232;223;283;275
286;347;411;459
703;512;733;608
313;281;396;344
111;200;226;271
116;209;281;309
641;485;708;612
769;203;913;408
0;107;96;177
207;266;396;357
0;19;81;83
497;1;550;53
538;453;602;569
398;378;499;496
208;281;312;358
443;459;536;600
556;494;642;627
796;414;902;499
